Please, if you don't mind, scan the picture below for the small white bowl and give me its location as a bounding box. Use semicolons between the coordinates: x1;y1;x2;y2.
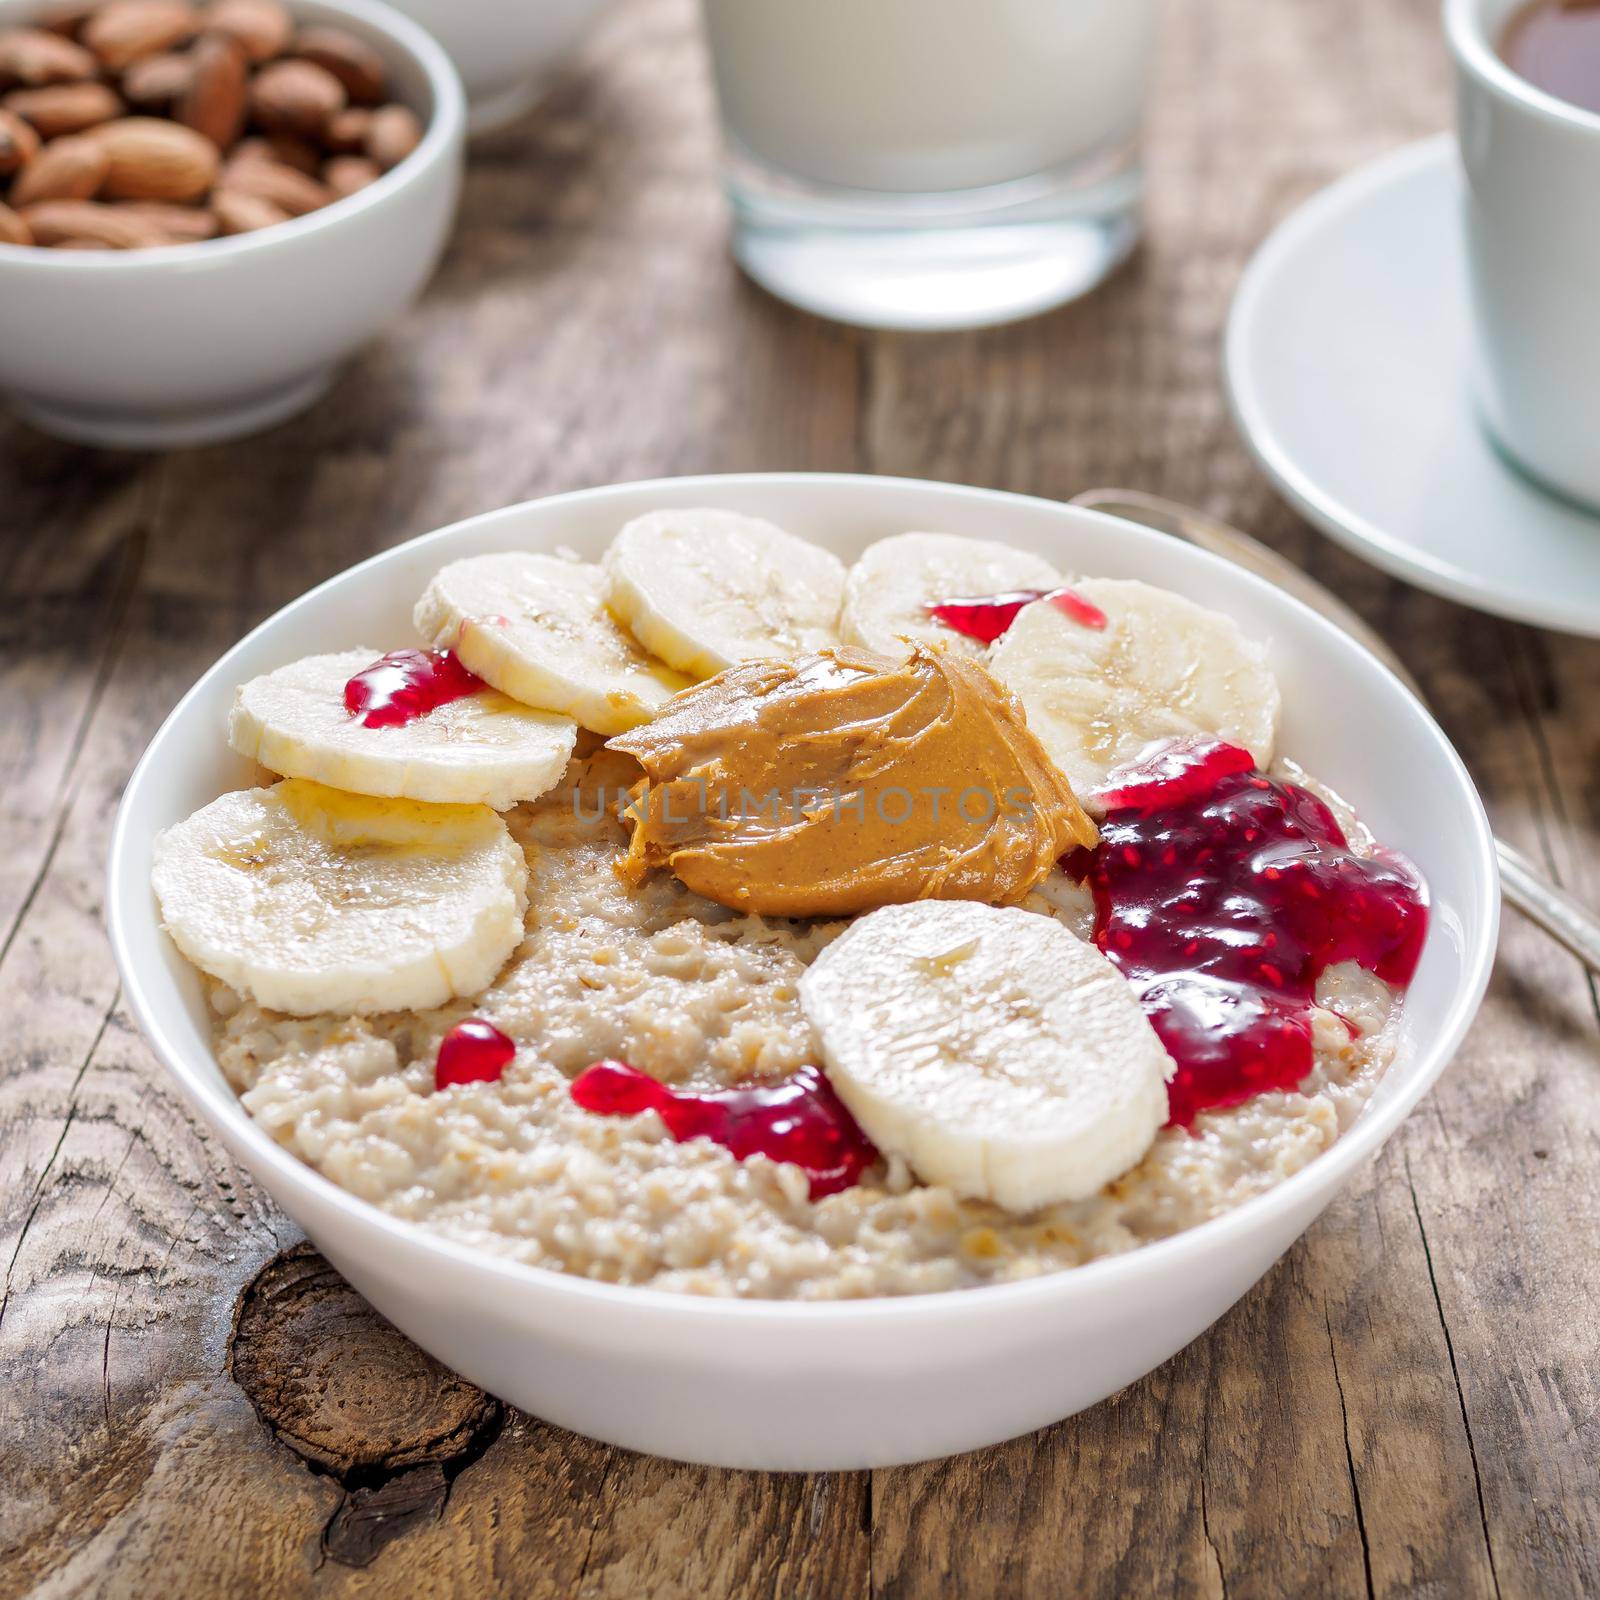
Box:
0;0;465;450
107;474;1499;1470
384;0;611;133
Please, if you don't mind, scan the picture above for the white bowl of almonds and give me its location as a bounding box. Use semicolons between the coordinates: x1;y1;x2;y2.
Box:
0;0;464;447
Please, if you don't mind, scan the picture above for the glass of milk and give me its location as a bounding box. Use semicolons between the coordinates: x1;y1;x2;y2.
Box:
699;0;1162;331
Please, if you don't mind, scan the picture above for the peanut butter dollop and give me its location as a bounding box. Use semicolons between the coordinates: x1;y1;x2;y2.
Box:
607;644;1098;919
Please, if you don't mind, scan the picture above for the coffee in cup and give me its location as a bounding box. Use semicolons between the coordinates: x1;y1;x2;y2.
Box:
1500;0;1600;116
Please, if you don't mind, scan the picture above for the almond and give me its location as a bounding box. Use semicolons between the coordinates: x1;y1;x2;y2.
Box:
292;26;385;105
0;198;32;244
175;29;246;147
230;130;317;173
116;196;215;240
207;0;291;64
321;104;368;153
93;115;217;200
3;82;123;136
363;102;419;171
321;151;376;198
211;185;285;233
83;1;198;71
0;27;97;87
121;49;192;108
219;154;328;214
9;131;108;204
21;196;165;246
39;5;98;39
0;105;41;172
249;57;343;137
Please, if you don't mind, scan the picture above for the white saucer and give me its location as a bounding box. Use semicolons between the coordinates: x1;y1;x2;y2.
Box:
1225;135;1600;637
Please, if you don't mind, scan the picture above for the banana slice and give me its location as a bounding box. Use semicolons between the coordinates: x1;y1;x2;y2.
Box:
151;779;529;1016
799;901;1172;1212
227;649;577;811
840;531;1063;658
989;578;1280;810
415;553;688;736
603;508;847;677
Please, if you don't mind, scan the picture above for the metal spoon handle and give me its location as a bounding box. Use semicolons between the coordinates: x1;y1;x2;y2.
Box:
1495;839;1600;972
1070;487;1600;976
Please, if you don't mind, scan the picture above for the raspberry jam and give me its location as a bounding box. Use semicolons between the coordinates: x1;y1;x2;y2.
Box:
345;648;485;729
570;1061;878;1199
1096;736;1257;813
927;585;1108;644
1046;587;1110;630
435;1019;515;1090
1065;737;1428;1128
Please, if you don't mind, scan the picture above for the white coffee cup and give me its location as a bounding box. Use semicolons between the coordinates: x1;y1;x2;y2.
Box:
1446;0;1600;510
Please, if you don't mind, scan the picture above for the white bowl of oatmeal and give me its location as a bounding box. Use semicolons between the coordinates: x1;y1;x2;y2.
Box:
107;474;1499;1470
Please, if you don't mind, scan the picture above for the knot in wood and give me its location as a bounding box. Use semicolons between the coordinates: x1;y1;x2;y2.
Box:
229;1242;499;1478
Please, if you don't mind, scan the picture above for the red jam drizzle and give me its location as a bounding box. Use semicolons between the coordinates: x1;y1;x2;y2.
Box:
435;1019;516;1090
1065;737;1428;1129
927;585;1107;643
569;1061;878;1199
1096;736;1257;813
344;648;485;729
1046;587;1109;630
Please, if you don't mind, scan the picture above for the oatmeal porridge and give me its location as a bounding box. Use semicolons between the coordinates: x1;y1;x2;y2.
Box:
153;513;1428;1300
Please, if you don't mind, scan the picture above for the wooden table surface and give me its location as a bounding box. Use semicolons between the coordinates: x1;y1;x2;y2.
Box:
3;0;1598;1594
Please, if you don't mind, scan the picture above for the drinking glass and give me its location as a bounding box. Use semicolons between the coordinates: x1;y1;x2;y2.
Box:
699;0;1162;331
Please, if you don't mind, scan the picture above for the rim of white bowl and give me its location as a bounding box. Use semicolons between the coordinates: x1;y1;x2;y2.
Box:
0;0;465;269
107;473;1501;1325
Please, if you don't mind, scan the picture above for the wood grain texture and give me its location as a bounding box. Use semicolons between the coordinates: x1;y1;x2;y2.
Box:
1;0;1596;1595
